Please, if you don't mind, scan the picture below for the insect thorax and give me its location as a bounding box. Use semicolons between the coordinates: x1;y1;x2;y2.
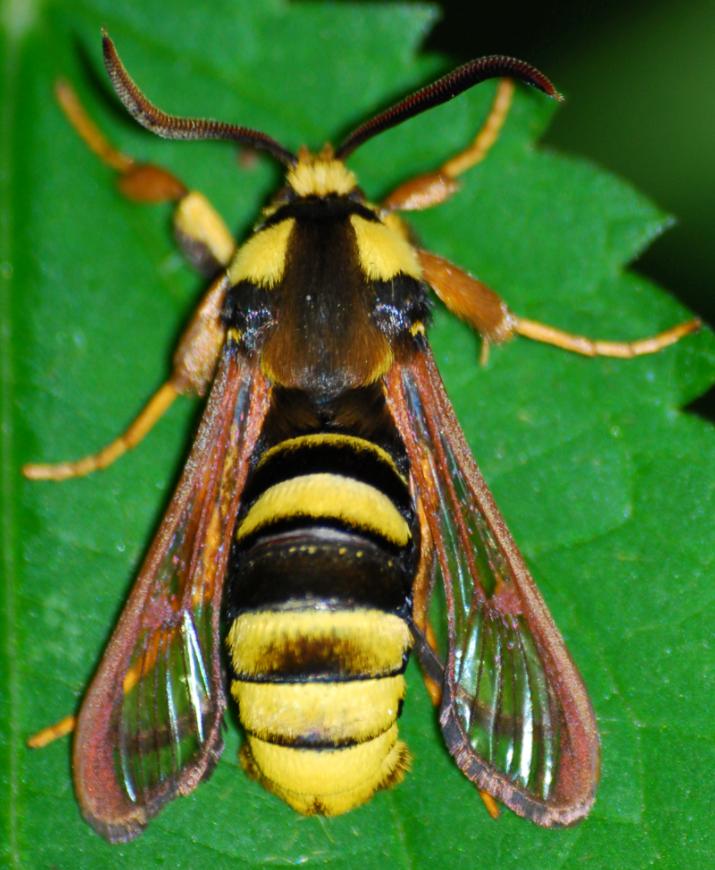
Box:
222;152;431;396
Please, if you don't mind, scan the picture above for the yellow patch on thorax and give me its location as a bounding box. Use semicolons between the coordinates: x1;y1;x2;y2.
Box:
350;214;422;281
381;211;412;241
235;473;410;545
287;156;357;197
227;218;295;288
174;191;236;267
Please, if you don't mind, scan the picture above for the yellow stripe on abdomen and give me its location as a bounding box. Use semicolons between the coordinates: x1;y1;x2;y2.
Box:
241;726;410;816
233;676;406;744
235;472;410;545
229;424;416;815
228;609;411;678
229;607;413;815
255;432;406;483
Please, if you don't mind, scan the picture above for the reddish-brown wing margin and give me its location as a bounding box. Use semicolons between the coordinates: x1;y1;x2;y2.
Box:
74;343;271;842
384;343;599;826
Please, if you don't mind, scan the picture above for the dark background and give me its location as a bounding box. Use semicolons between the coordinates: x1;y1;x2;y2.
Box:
427;0;714;331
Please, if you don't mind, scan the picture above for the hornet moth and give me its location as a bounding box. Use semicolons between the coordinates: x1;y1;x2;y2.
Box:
25;33;700;843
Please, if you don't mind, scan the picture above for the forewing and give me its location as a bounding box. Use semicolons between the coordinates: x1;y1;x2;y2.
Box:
385;345;599;826
74;345;271;842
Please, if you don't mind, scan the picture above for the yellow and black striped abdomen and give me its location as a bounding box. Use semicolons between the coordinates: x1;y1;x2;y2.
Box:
226;432;416;815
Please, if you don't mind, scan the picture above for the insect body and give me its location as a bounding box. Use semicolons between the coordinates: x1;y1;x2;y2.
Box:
228;433;416;813
222;177;426;810
26;35;700;843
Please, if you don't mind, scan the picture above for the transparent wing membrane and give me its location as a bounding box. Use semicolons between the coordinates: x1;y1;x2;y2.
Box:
421;418;560;802
385;345;598;826
451;599;560;800
118;611;213;803
74;346;271;842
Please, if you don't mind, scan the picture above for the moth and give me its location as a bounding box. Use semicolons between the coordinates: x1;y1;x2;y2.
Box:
26;33;699;843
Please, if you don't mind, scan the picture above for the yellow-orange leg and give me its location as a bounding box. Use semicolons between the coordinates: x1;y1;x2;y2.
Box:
419;249;701;360
479;791;501;819
56;79;184;201
22;264;229;481
513;317;700;358
55;80;131;173
55;80;235;273
23;265;229;482
23;86;238;482
411;503;442;707
27;714;76;749
382;79;515;213
441;78;515;178
418;622;442;708
23;382;179;481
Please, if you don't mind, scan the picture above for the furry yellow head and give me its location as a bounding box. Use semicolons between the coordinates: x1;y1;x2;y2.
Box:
286;145;358;197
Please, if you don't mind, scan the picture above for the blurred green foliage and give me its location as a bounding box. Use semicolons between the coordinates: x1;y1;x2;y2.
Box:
435;0;715;328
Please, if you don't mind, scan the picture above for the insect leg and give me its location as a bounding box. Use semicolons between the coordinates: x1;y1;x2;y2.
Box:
27;715;76;749
55;81;235;273
23;87;237;482
23;273;229;481
512;317;701;358
381;79;514;212
419;249;701;360
23;381;180;481
25;632;178;747
480;792;501;820
412;502;442;707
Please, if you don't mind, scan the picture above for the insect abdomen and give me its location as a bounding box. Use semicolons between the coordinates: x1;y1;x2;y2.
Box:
226;432;416;814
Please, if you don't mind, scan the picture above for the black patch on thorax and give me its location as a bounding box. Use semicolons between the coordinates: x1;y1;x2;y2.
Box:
262;194;378;227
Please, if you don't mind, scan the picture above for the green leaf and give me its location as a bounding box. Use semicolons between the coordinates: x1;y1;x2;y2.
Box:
2;2;713;867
